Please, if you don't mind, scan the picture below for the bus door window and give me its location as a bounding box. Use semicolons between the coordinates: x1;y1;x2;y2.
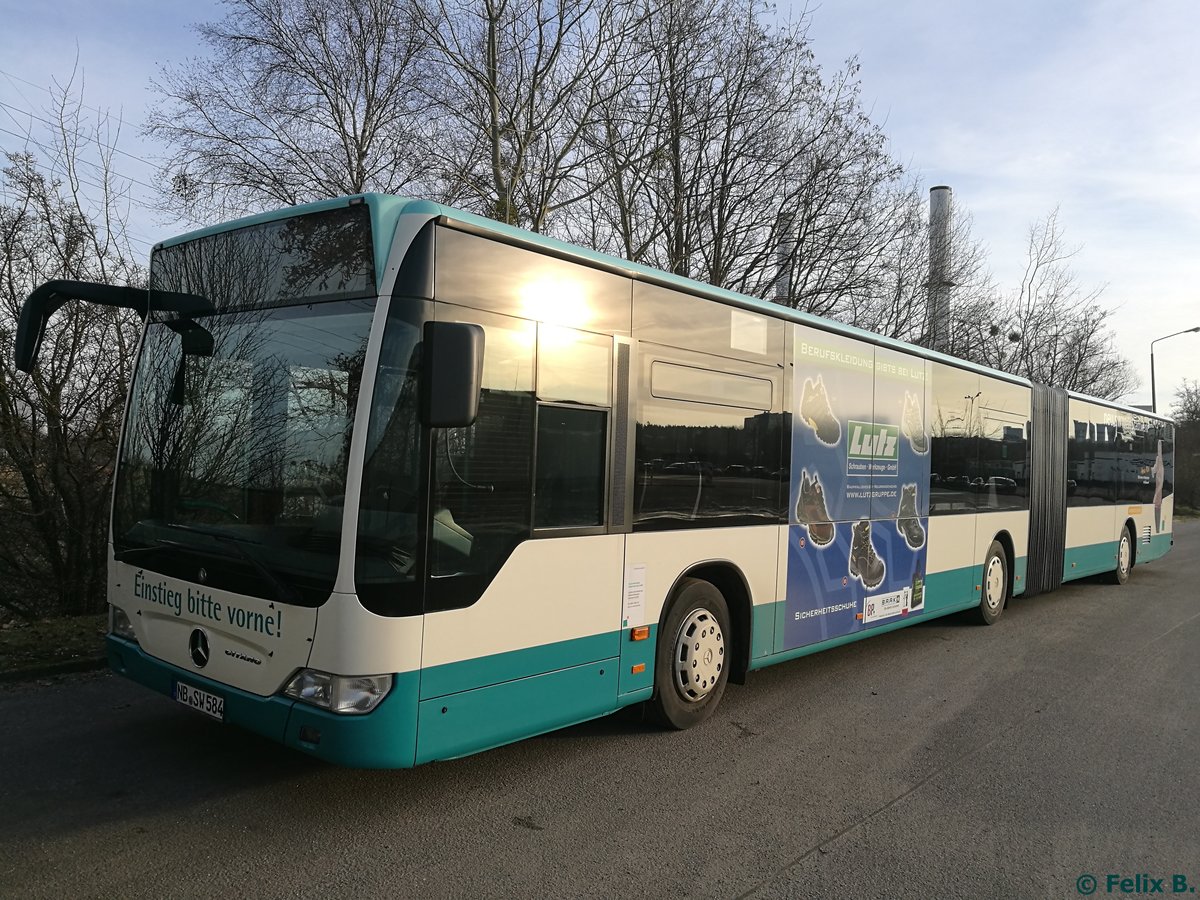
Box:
534;325;612;530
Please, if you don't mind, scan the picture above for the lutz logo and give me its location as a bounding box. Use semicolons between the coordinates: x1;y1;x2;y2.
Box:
847;421;899;460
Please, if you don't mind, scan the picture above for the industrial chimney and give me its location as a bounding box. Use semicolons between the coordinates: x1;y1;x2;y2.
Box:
926;186;954;353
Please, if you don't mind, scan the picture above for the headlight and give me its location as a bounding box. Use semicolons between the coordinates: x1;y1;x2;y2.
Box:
110;606;137;643
283;669;392;715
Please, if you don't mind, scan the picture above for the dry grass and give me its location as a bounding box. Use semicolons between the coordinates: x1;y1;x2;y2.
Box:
0;614;107;675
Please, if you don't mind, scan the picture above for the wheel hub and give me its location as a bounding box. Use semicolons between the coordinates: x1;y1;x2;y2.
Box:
673;610;724;702
985;557;1005;610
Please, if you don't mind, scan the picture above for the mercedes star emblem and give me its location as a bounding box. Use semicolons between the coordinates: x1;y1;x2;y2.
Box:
198;567;208;584
189;628;210;668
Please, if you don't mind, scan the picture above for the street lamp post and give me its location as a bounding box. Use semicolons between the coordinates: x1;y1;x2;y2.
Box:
1150;326;1200;413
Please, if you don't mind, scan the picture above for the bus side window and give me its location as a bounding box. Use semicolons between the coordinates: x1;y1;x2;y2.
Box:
533;325;611;531
929;362;979;514
430;308;535;583
633;353;781;529
535;405;608;528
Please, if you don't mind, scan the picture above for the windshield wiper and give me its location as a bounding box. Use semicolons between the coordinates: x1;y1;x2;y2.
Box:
123;520;300;607
162;521;262;544
113;538;189;562
163;523;299;605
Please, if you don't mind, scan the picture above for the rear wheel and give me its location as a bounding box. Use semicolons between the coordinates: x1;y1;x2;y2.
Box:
650;578;731;730
1108;526;1133;585
974;540;1008;626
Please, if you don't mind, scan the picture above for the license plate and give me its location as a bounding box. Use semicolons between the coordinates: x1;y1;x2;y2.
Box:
173;682;225;721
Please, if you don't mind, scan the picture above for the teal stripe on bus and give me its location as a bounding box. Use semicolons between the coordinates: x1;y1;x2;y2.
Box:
1138;532;1173;564
109;635;424;768
752;557;1026;669
1013;554;1029;596
286;672;421;769
420;630;620;699
415;659;619;764
107;635;295;744
1063;540;1118;581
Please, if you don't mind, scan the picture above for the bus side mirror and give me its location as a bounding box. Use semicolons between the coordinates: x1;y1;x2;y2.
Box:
421;321;484;428
14;288;66;372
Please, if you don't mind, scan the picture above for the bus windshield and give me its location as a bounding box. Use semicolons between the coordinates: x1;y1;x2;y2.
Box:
113;301;375;605
112;207;378;606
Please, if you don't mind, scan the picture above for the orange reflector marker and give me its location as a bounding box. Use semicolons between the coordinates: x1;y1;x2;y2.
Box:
631;663;646;675
855;613;863;620
631;626;650;641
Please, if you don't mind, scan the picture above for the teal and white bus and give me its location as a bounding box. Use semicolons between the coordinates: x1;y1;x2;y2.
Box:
16;195;1176;767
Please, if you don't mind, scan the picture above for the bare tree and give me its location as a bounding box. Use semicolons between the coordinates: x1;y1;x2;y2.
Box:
0;79;143;618
569;0;916;328
419;0;640;231
148;0;435;219
951;208;1136;398
1171;379;1200;423
1168;379;1199;511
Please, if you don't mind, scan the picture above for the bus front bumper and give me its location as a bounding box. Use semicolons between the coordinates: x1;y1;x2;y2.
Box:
106;635;419;768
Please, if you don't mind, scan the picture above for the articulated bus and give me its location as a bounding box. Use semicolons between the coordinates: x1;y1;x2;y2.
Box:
16;195;1175;767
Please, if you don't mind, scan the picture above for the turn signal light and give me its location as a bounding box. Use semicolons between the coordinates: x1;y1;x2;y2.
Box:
630;626;650;641
631;663;646;674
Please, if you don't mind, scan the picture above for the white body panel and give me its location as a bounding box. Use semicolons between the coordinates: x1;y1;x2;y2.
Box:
109;558;316;696
1066;505;1118;549
976;510;1030;561
624;524;782;626
773;524;790;611
308;593;423;676
926;515;977;575
421;533;625;668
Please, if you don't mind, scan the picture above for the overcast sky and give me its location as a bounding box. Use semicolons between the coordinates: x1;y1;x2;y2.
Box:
1;0;1197;411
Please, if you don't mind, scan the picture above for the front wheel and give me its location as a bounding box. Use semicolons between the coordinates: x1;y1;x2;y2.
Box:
649;578;731;730
1108;526;1133;585
973;540;1008;626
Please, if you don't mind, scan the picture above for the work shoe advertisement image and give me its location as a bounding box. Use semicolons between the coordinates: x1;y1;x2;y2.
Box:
785;330;931;650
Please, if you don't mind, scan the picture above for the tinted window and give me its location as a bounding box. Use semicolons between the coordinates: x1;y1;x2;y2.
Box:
535;406;608;528
634;283;785;362
1089;413;1119;504
150;205;374;312
1067;402;1128;506
1116;413;1162;504
929;363;979;514
537;325;611;406
355;303;425;612
1160;423;1174;498
651;362;773;409
436;227;631;334
427;307;535;609
976;377;1030;510
634;351;783;529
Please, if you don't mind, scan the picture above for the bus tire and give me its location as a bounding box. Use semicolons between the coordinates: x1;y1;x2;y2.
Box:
1108;525;1133;585
974;540;1008;626
649;578;731;730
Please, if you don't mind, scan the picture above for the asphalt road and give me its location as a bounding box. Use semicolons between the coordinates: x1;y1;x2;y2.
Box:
2;522;1197;900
